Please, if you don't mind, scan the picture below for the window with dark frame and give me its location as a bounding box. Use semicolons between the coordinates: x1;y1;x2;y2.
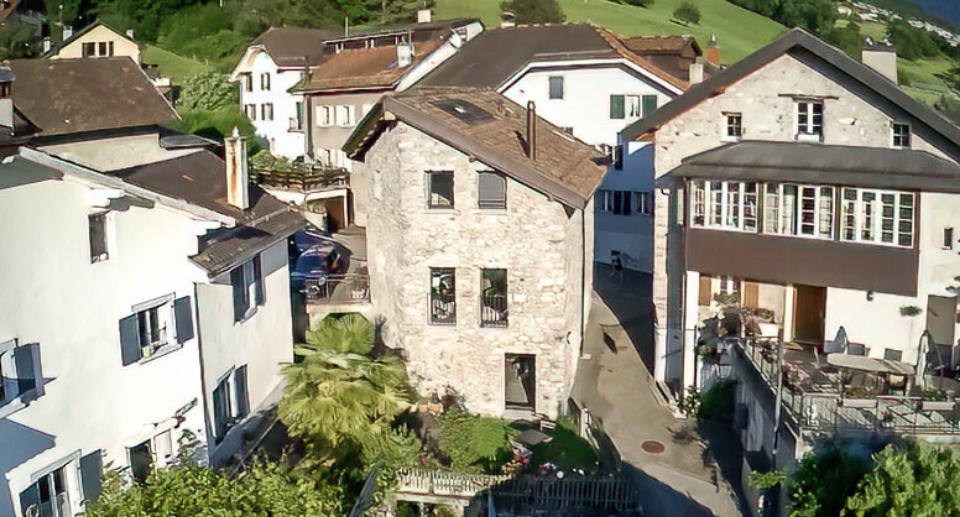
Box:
245;104;256;121
637;192;653;216
82;42;95;57
478;172;506;210
213;366;249;442
98;42;108;56
725;113;742;139
0;339;44;409
89;213;108;263
232;255;265;323
429;268;456;325
244;74;253;92
893;123;911;148
944;227;954;250
427;171;455;209
548;76;564;100
480;269;508;328
261;73;271;90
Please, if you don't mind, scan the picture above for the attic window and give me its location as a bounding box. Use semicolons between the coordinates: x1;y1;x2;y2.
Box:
432;100;493;125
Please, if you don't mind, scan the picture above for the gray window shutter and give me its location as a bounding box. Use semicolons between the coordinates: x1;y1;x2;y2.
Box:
19;483;40;517
642;95;658;118
478;173;506;209
231;267;247;322
253;256;265;306
213;380;229;440
119;314;142;366
14;343;42;402
174;296;194;344
610;95;625;119
235;366;250;418
80;450;103;505
549;76;563;99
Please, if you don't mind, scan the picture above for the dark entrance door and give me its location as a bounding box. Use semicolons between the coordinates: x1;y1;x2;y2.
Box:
794;285;826;346
505;354;536;410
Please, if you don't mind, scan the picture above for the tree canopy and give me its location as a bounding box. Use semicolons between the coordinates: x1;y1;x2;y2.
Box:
500;0;566;25
673;1;701;26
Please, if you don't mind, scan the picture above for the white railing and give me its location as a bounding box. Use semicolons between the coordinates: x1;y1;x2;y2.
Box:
397;469;508;498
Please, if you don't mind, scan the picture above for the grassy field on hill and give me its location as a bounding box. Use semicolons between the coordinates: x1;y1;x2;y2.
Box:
433;0;787;63
143;44;212;82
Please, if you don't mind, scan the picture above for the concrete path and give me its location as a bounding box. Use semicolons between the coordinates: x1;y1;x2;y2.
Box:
573;266;743;517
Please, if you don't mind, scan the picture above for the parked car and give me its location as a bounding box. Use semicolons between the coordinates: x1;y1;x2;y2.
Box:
289;224;334;257
291;244;343;299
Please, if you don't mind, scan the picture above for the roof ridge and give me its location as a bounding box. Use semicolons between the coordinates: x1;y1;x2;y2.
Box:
592;25;690;91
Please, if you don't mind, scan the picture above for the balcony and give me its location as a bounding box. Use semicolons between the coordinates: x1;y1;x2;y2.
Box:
480;294;508;328
252;163;347;193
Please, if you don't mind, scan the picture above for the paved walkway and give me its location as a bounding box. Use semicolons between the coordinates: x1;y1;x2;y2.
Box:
573;266;743;517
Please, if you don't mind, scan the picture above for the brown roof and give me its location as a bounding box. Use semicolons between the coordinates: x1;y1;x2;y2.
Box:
252;27;339;67
346;88;606;209
115;151;305;275
297;40;442;92
9;58;179;136
621;35;699;55
419;24;689;92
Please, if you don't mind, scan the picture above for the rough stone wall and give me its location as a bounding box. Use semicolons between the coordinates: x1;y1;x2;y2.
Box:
650;53;956;386
355;121;585;418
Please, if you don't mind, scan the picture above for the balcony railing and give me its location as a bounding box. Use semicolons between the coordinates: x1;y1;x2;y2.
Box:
253;165;348;193
480;294;508;328
430;293;456;325
288;117;303;131
303;273;370;304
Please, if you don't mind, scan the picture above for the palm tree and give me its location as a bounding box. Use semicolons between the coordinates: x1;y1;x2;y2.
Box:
279;315;413;449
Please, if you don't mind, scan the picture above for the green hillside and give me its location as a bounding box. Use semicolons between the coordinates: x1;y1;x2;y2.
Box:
142;44;212;82
433;0;787;63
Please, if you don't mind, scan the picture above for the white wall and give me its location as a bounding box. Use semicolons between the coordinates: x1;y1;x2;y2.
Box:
196;242;293;465
239;50;307;159
0;177;209;517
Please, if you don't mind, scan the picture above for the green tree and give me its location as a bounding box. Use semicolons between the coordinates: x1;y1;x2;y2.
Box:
788;447;870;517
673;1;701;25
500;0;565;25
177;72;237;112
846;442;960;516
438;407;517;474
0;22;38;59
86;459;343;517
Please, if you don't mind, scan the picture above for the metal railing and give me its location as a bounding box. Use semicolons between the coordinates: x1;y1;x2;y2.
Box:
397;469;508;498
303;274;370;304
480;294;508;328
430;294;456;325
253;165;348;192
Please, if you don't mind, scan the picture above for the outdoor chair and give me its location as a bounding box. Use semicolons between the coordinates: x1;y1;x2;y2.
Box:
847;343;869;356
824;326;848;355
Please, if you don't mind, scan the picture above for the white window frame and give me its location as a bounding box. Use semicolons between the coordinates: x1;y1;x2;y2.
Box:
893;122;911;148
244;104;256;121
88;211;110;263
796;100;824;142
840;187;914;248
626;95;642;119
20;454;81;517
131;294;176;357
336;105;356;127
690;180;758;232
316;105;333;127
723;112;743;141
762;183;834;240
260;72;271;91
636;191;653;216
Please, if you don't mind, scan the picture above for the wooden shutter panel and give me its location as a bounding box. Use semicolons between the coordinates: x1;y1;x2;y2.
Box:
173;296;195;344
79;450;103;505
253;256;266;306
234;366;250;418
698;275;712;306
642;95;658;118
610;95;625;119
213;381;229;440
231;267;247;322
119;314;142;366
14;343;42;402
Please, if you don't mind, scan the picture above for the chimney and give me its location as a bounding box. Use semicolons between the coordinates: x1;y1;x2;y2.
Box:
126;29;135;39
417;9;433;23
706;34;720;65
62;25;74;41
0;66;14;131
525;101;537;161
224;128;249;210
688;61;704;85
397;43;413;68
862;43;898;84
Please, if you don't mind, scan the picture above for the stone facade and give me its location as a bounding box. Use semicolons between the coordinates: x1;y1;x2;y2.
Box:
354;121;592;418
649;53;960;388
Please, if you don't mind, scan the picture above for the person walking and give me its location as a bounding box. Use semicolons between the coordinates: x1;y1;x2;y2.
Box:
610;250;623;282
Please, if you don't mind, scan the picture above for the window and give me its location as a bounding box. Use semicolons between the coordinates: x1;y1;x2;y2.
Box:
430;268;456;325
426;171;454;209
601;190;634;215
336;105;356;127
548;76;564;100
893;122;911;148
317;105;333;127
690;181;758;231
762;183;834;239
118;295;193;365
243;74;253;92
231;255;265;323
19;462;73;517
636;191;653;216
481;269;508;328
97;41;112;57
944;228;954;250
0;339;44;414
796;101;824;141
840;188;914;247
610;95;625;120
291;101;304;131
610;94;657;120
128;441;153;484
89;213;108;263
82;42;95;57
261;103;274;121
725;112;742;140
478;172;506;210
213;366;249;441
260;72;271;90
244;104;256;121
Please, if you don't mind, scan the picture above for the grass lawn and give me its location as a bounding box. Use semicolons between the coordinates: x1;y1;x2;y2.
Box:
142;44;212;82
528;418;598;473
434;0;786;63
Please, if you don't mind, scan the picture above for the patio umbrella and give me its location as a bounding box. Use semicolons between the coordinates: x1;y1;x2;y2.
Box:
916;330;933;391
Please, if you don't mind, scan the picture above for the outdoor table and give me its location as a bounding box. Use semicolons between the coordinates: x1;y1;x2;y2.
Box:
826;354;915;375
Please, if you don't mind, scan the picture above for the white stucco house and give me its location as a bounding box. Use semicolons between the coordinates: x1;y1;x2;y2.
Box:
418;24;707;273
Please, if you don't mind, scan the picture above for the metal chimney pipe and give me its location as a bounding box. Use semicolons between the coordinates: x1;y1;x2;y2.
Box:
526;100;537;161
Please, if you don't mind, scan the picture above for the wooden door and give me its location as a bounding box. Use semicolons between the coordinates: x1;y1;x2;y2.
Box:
743;281;760;309
698;275;712;306
794;285;826;345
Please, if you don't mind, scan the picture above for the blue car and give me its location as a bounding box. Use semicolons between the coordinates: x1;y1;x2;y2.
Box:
291;244;343;299
290;224;335;257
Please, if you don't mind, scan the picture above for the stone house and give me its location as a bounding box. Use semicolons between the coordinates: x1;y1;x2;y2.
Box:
620;28;960;505
344;88;606;418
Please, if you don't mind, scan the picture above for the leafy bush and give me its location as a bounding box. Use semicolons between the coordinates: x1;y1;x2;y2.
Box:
846;442;960;516
788;447;870;517
169;108;261;155
673;1;701;25
439;408;517;473
500;0;566;24
698;379;737;421
359;428;427;490
177;72;237;112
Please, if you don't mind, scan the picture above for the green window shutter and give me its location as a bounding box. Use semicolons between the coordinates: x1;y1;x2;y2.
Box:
610;95;625;119
642;95;658;118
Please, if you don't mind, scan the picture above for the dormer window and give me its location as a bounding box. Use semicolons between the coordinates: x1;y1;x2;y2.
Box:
796;100;823;142
893;122;911;148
